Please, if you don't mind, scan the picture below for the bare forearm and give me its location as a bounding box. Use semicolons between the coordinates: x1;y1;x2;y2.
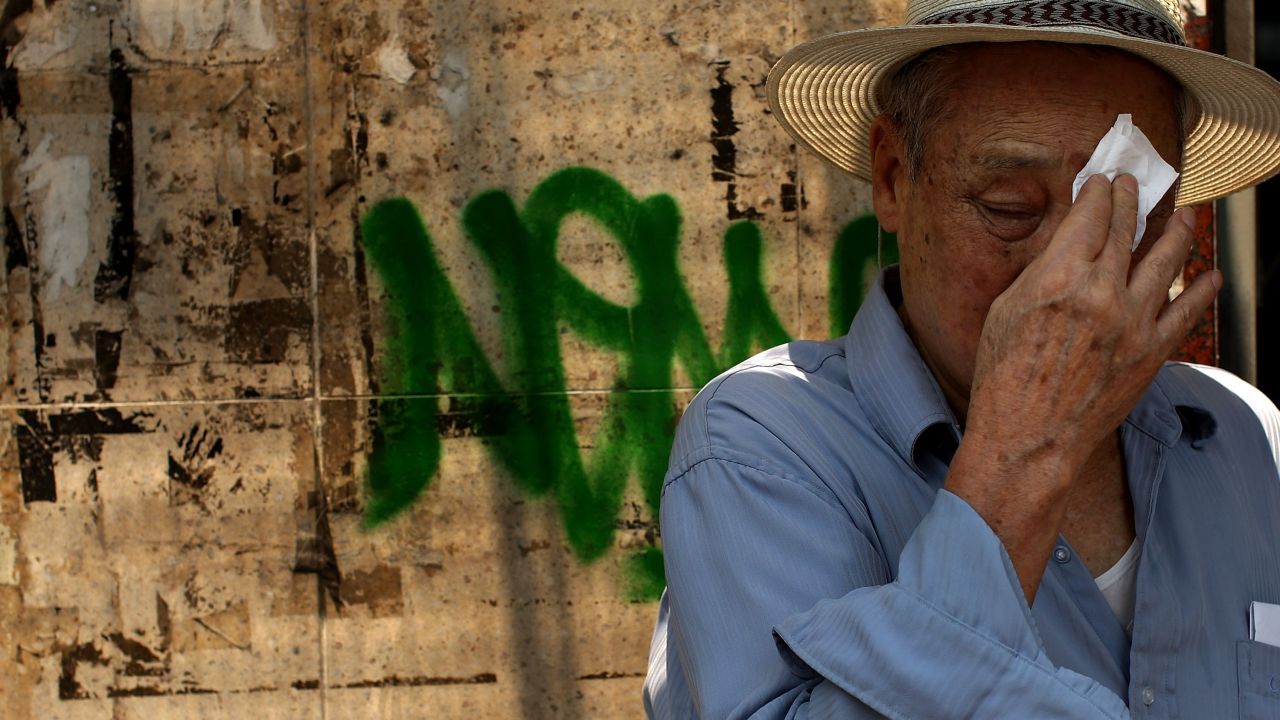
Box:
944;429;1081;604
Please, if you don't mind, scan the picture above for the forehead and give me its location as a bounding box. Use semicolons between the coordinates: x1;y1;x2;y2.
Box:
932;42;1181;163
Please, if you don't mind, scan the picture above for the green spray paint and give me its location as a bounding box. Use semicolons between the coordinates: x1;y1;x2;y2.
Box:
359;166;894;600
829;214;899;337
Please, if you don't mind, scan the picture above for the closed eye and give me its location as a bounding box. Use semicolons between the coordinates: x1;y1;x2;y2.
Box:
973;201;1042;240
979;203;1038;221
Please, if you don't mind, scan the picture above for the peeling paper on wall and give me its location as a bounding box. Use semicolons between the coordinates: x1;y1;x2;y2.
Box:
376;38;416;85
132;0;276;52
9;5;81;70
20;136;92;302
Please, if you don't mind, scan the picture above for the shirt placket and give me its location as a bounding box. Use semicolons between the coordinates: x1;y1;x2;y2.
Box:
1123;420;1175;718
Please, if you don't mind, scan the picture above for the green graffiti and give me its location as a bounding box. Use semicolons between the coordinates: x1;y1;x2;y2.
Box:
359;166;896;600
829;214;899;338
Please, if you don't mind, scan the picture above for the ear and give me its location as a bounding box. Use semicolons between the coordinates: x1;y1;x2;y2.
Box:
869;115;906;233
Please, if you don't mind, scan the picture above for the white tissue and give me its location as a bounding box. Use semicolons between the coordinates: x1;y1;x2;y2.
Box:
1070;114;1179;250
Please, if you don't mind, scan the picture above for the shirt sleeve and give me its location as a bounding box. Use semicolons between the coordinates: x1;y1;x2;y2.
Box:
659;449;1133;719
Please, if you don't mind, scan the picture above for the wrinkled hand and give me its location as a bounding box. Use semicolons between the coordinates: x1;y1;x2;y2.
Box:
966;174;1220;469
946;174;1220;603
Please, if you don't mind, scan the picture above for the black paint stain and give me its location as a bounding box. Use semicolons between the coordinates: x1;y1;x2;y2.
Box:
59;641;107;700
781;168;804;213
107;632;165;677
577;670;646;680
65;433;104;465
178;423;223;461
85;467;99;499
15;421;54;504
21;203;49;399
166;454;213;498
709;61;738;182
224;297;311;364
49;408;149;435
65;665;495;698
167;423;224;506
435;395;516;438
94;45;137;303
709;61;761;221
353;111;369;169
94;329;123;392
107;685;216;698
0;0;31;122
15;409;150;505
3;205;27;270
339;673;498;688
780;183;797;212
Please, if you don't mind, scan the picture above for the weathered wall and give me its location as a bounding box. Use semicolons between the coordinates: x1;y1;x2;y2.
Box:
0;0;904;716
0;0;1217;718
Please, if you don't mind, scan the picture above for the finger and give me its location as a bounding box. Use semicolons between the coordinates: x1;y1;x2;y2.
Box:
1095;174;1139;275
1046;174;1113;262
1129;208;1195;314
1155;268;1221;351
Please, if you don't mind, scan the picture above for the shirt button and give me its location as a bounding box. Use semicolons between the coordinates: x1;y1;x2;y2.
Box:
1141;685;1155;706
1053;546;1071;563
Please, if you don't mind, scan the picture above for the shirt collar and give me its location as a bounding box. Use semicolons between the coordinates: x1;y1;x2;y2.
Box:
844;268;959;479
843;268;1219;472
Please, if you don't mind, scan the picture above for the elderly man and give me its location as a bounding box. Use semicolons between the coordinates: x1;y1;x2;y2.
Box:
643;1;1280;718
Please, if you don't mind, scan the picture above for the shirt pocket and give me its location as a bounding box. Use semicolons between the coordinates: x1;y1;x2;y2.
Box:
1238;639;1280;719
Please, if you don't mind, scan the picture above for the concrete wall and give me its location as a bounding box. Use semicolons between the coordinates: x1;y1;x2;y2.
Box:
0;1;1216;718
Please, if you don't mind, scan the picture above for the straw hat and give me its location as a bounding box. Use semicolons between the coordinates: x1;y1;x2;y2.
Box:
767;0;1280;205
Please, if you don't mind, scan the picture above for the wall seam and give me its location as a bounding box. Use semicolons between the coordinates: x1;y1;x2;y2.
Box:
299;0;330;715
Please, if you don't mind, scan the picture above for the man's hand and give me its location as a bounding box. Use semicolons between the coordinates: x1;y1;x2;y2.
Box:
945;173;1221;603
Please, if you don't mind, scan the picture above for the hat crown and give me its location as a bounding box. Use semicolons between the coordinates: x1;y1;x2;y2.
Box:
906;0;1186;44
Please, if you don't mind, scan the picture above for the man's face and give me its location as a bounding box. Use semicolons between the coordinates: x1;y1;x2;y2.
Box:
871;42;1183;418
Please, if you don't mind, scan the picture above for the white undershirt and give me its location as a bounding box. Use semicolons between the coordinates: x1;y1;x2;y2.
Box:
1094;539;1142;634
1090;363;1280;637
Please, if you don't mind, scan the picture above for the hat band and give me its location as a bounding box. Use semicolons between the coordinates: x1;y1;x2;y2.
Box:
917;1;1185;46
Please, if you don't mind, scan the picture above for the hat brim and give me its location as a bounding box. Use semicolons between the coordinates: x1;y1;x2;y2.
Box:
767;24;1280;206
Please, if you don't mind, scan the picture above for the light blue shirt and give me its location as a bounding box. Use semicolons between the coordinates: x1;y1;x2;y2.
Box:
643;269;1280;719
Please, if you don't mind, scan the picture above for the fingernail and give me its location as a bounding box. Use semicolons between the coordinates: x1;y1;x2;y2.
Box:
1116;174;1138;194
1088;173;1110;189
1178;208;1196;229
1212;269;1224;290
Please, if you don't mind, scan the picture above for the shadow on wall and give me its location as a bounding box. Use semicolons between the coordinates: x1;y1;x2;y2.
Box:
358;165;895;602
